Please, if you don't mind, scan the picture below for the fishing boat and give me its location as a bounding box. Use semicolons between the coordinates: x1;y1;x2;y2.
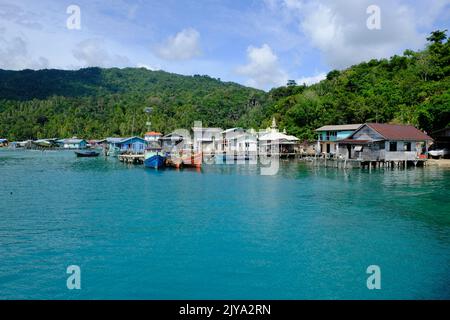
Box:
144;151;165;169
144;143;166;169
181;152;203;168
74;150;100;158
166;154;183;169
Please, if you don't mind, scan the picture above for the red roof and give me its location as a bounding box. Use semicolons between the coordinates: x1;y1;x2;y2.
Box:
366;123;432;141
145;131;162;136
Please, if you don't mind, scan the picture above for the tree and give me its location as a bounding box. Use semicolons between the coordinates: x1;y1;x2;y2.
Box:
427;30;447;44
326;70;340;81
287;80;297;87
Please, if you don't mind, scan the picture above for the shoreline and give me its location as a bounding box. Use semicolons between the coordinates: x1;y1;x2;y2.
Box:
427;159;450;167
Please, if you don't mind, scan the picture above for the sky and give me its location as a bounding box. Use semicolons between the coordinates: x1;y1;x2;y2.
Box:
0;0;449;90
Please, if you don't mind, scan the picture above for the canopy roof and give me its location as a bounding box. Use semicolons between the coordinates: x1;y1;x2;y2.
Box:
316;124;362;132
259;131;299;142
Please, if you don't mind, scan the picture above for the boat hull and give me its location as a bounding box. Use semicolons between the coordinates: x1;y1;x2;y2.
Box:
166;156;183;169
182;152;202;168
144;154;166;169
75;151;100;158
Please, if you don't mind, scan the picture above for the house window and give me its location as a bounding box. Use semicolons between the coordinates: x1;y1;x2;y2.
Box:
389;142;397;152
379;142;385;150
326;131;337;141
404;142;411;151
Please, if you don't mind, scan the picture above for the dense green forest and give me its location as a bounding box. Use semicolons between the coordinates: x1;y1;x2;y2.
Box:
266;30;450;140
0;30;449;141
0;68;267;140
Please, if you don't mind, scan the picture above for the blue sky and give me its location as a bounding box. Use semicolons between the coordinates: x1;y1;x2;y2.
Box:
0;0;449;90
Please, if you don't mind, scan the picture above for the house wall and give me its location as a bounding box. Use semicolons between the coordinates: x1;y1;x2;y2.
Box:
145;136;162;142
161;139;183;150
352;126;384;140
337;130;355;140
318;130;356;155
63;141;87;149
224;136;257;154
320;142;337;154
201;141;221;153
318;130;356;142
193;129;223;153
244;142;258;153
341;140;424;161
119;138;147;153
259;142;296;154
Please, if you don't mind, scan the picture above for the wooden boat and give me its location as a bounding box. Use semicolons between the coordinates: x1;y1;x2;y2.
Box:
166;155;183;169
75;150;100;158
181;152;203;168
144;150;166;169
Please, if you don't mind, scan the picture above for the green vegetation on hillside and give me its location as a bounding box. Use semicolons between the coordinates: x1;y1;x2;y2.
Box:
266;30;450;140
0;68;266;140
0;30;448;141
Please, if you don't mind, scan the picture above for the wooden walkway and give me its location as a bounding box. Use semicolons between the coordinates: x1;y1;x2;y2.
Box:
118;154;145;164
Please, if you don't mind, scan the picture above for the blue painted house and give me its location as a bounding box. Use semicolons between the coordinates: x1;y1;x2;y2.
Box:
315;124;362;155
119;137;147;153
106;137;147;155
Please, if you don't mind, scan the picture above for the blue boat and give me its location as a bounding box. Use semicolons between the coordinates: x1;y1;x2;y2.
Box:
144;150;166;169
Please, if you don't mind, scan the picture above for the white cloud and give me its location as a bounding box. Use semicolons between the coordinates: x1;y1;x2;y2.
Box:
297;72;326;86
265;0;450;69
268;0;441;69
283;0;304;10
137;63;160;71
154;28;202;61
72;39;130;68
0;31;48;70
236;44;288;90
0;2;43;30
415;0;450;28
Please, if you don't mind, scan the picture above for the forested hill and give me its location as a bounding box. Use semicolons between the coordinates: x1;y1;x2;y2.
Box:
0;30;449;141
264;30;450;140
0;68;267;140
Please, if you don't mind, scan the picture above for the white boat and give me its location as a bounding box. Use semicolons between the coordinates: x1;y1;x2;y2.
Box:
429;148;449;159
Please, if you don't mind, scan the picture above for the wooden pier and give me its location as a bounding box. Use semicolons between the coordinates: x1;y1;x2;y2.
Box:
118;154;145;164
307;158;427;170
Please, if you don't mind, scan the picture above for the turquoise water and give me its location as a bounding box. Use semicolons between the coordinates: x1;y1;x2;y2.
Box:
0;150;449;300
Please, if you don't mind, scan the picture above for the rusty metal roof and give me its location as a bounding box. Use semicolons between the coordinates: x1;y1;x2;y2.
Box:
367;123;433;141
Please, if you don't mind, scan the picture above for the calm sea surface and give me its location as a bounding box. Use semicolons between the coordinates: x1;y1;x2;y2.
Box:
0;149;449;299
